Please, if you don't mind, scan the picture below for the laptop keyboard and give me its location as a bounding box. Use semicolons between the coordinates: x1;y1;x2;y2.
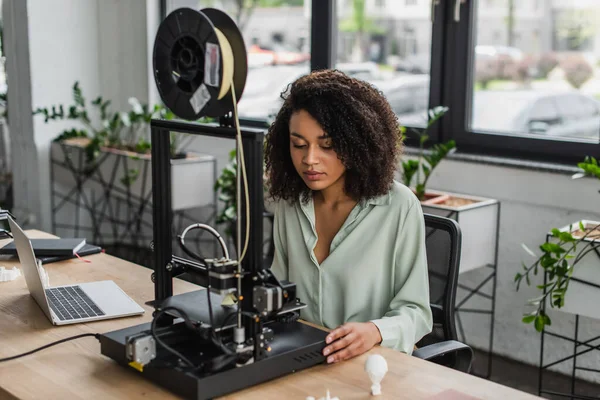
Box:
45;286;105;321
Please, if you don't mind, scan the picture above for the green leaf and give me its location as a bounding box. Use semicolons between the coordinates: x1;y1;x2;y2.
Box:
219;193;232;202
415;184;425;201
522;315;536;324
421;164;431;178
534;315;545;332
543;313;552;326
224;206;236;219
554;296;565;308
551;228;561;238
540;242;565;255
73;81;85;107
536;283;553;290
559;231;575;242
579;221;585;232
119;168;139;187
514;272;522;282
540;256;558;268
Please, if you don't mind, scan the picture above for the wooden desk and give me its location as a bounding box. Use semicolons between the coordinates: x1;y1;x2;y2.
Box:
0;230;540;400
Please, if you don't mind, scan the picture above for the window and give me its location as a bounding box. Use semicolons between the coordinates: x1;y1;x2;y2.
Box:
164;0;310;122
335;0;436;128
450;0;600;162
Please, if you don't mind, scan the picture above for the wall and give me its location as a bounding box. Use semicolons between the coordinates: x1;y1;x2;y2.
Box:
97;0;149;112
4;0;153;231
425;157;600;381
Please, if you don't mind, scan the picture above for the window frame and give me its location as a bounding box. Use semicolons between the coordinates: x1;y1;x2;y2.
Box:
443;0;599;164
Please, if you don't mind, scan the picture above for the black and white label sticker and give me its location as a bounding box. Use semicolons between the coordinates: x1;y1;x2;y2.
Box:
204;42;220;88
189;83;211;114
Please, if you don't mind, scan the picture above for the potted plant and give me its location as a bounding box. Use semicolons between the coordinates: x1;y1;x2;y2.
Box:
37;82;216;211
213;148;272;253
214;149;237;239
401;106;500;273
516;156;600;331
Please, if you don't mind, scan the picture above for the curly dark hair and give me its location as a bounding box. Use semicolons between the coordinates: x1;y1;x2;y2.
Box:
264;69;402;203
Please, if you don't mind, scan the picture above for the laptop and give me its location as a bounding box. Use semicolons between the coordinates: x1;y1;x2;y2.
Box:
8;217;145;325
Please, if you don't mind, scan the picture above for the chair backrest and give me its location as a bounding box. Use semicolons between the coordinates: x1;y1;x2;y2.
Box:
417;213;462;347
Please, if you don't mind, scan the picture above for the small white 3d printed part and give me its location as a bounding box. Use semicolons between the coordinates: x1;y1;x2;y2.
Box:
365;354;388;396
306;390;340;400
0;266;21;282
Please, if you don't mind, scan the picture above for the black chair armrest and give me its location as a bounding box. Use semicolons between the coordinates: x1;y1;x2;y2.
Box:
413;340;473;373
430;304;444;324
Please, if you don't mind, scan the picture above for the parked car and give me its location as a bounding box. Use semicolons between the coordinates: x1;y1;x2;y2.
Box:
472;91;600;140
247;44;310;68
237;64;309;120
335;62;393;81
474;45;524;62
394;53;431;75
370;73;430;116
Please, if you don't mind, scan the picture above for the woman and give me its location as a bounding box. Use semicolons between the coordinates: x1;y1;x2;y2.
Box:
264;69;432;364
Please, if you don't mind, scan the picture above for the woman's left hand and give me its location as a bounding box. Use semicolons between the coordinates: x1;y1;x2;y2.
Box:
322;322;382;364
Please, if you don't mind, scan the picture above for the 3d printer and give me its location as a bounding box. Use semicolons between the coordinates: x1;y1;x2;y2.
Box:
98;7;327;400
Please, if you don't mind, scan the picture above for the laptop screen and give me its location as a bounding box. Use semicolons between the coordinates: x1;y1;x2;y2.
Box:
7;217;53;317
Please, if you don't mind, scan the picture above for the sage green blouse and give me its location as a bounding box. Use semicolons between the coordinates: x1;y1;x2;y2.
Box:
270;181;433;354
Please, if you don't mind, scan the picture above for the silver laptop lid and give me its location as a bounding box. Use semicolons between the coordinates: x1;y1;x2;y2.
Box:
8;216;54;321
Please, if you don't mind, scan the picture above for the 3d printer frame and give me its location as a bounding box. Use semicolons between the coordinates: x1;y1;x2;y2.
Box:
99;118;327;400
150;118;264;302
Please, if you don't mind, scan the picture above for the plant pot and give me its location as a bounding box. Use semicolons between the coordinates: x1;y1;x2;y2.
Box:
50;139;216;211
550;220;600;320
420;193;451;205
419;189;500;274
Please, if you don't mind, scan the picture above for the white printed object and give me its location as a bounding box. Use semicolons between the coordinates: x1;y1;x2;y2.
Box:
0;266;21;282
365;354;388;396
306;390;339;400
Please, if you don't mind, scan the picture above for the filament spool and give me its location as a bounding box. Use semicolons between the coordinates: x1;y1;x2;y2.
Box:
152;8;247;120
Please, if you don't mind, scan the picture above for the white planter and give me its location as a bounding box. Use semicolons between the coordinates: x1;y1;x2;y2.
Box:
51;140;215;211
551;220;600;320
420;189;500;274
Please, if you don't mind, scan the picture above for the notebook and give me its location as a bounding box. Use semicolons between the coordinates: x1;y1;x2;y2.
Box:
0;238;86;256
37;244;103;264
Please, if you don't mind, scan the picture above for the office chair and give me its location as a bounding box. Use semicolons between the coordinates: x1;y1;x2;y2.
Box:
413;213;474;373
263;211;276;267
